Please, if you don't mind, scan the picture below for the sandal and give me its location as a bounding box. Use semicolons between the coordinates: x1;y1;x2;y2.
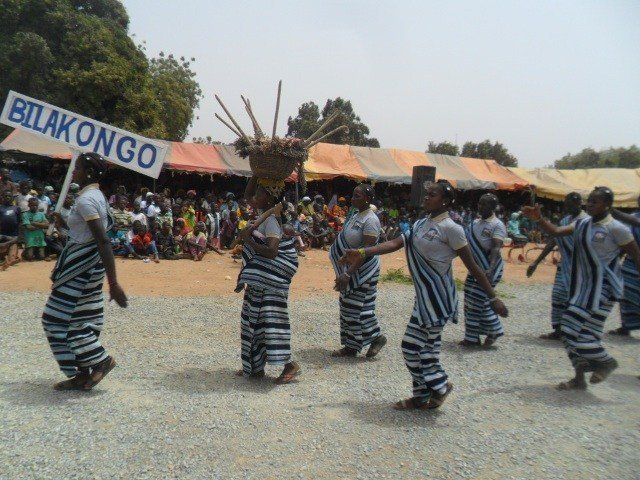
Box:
590;359;618;384
426;383;453;409
366;335;387;358
53;371;90;391
483;336;498;348
83;356;116;390
331;347;358;358
275;361;300;385
392;397;429;411
458;339;481;348
608;327;630;336
557;378;587;390
539;331;561;340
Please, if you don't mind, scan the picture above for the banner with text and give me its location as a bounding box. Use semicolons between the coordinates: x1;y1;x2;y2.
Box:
0;90;168;179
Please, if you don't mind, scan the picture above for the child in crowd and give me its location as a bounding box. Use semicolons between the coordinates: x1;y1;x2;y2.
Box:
22;197;48;261
221;210;239;249
183;221;208;261
108;223;130;257
155;221;178;260
181;200;196;231
130;223;160;263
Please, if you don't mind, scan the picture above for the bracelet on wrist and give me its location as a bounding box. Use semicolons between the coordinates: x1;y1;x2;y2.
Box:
358;248;366;259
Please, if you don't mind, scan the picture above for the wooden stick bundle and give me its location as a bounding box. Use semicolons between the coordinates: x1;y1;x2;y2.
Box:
303;111;340;147
306;125;349;149
214;94;252;145
215;113;242;138
241;96;264;139
272;80;282;139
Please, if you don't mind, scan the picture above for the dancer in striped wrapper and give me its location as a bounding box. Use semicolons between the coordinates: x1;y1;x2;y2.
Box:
522;187;640;390
42;153;128;391
459;193;507;348
329;184;387;358
609;195;640;336
527;193;587;340
341;180;508;410
234;176;301;384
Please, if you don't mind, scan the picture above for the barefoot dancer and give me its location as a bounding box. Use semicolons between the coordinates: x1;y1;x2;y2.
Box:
522;187;640;390
42;153;128;391
609;197;640;336
341;180;508;410
527;193;587;340
460;193;507;348
234;177;300;384
329;184;387;358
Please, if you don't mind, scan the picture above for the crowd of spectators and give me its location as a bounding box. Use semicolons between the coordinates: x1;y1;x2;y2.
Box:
0;166;552;270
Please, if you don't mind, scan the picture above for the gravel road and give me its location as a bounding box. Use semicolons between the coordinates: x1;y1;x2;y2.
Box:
1;283;639;480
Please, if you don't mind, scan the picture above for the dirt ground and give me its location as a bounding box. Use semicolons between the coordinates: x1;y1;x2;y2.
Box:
2;243;556;298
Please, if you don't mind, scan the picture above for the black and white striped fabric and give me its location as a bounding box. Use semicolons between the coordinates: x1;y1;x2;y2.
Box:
620;213;640;331
329;229;380;294
562;218;621;370
403;219;458;328
240;286;292;375
550;214;582;329
463;224;504;343
338;276;381;352
401;316;447;401
42;241;107;377
236;235;298;375
236;236;298;295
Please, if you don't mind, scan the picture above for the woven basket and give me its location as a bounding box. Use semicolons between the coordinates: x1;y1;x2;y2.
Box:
249;154;297;180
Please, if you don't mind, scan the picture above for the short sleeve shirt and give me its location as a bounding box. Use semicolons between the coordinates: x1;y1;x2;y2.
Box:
470;215;507;252
590;215;634;266
257;215;282;239
404;213;467;276
67;184;110;244
342;209;381;248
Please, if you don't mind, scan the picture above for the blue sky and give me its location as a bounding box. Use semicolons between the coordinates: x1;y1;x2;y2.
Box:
122;0;640;167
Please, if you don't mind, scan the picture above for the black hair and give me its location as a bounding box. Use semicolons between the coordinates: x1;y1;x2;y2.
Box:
592;186;614;206
565;192;582;204
80;152;108;180
434;179;456;206
480;193;498;210
356;183;375;202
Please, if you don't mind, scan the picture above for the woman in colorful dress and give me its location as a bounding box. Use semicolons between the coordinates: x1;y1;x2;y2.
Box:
329;184;387;358
42;152;128;391
522;187;640;389
341;180;508;410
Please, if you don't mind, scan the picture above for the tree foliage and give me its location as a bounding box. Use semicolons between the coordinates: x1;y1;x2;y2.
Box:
287;97;380;147
427;141;460;156
461;140;518;167
0;0;202;142
553;146;640;169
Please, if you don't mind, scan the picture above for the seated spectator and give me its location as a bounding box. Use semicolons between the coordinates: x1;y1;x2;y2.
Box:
399;216;411;235
111;195;133;233
173;218;190;247
16;180;33;211
329;197;348;221
22;197;48;261
108;185;127;206
155;221;179;260
181;200;196;231
220;193;239;219
155;200;174;232
309;219;332;250
0;234;19;270
130;223;160;263
131;200;148;228
108;223;131;257
507;213;528;244
183;221;207;261
298;196;314;217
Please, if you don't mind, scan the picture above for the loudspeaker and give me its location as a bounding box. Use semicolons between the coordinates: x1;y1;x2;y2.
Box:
410;166;436;207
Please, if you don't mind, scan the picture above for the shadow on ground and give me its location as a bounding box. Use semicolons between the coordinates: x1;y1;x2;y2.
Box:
161;367;278;394
0;379;106;406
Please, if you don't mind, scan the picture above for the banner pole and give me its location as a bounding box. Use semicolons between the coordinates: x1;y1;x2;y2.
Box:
48;149;80;235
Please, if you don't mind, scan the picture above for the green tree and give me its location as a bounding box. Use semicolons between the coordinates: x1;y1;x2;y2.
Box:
0;0;202;142
553;146;640;169
287;97;380;147
427;141;459;156
461;140;518;167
